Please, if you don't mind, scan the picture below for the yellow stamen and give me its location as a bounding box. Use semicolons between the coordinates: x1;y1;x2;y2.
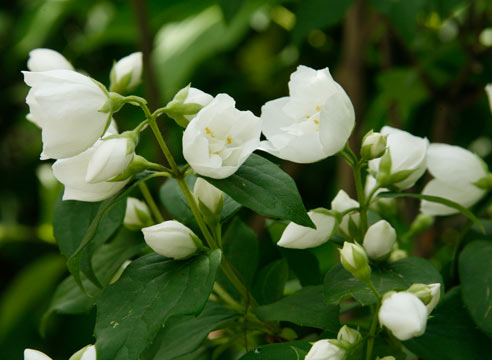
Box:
314;119;319;124
315;105;321;112
227;136;232;144
205;127;214;137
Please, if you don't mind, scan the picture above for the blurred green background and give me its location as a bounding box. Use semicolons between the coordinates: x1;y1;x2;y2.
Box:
1;0;492;358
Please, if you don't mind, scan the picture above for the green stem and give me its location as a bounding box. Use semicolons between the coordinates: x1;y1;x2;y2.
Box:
138;182;164;223
365;306;380;360
353;162;368;235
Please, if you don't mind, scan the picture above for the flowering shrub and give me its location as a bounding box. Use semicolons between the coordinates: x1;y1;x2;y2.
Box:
21;48;492;360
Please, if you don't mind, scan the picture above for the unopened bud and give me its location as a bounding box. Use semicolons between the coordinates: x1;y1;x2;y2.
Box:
305;339;345;360
194;178;224;216
110;52;143;93
407;283;440;314
340;242;371;282
337;325;362;345
124;197;153;230
142;220;201;260
361;130;386;160
363;220;396;260
165;85;213;127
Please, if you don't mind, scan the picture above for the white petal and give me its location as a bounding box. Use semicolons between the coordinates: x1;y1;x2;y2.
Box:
420;179;486;215
27;48;74;72
427;143;487;185
318;83;355;156
52;143;129;202
24;349;53;360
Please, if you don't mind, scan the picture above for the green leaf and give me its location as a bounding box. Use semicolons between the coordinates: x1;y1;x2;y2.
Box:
203;154;314;228
256;286;339;331
216;218;258;298
41;230;146;334
459;240;492;337
239;341;311;360
252;259;289;305
324;257;443;305
95;250;221;360
53;195;126;257
66;171;161;290
378;192;484;233
293;0;354;43
141;301;237;360
405;287;492;360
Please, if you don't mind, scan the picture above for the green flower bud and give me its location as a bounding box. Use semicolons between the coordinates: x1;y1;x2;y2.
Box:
340;242;371;282
361;130;386;160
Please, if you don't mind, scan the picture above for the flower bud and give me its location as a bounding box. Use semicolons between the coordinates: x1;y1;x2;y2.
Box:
110;52;142;93
368;126;428;190
361;130;386;160
340;242;371;282
407;283;440;315
305;339;345;360
377;357;396;360
142;220;200;260
378;291;427;340
124;197;153;230
331;190;360;238
166;85;213;127
363;220;396;260
277;209;337;249
85;132;137;183
69;345;97;360
337;325;362;344
194;178;224;215
27;48;74;72
388;248;408;263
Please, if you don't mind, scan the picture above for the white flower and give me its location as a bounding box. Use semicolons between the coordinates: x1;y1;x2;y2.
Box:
110;52;143;93
305;339;345;360
486;84;492;113
363;220;396;260
24;349;52;360
194;177;223;215
420;143;488;215
52;128;130;202
277;209;336;249
337;325;362;344
259;65;355;163
23;69;110;159
124;197;152;230
142;220;198;259
331;190;359;236
369;126;428;190
378;292;427;340
86;136;135;183
182;93;261;179
27;48;74;72
340;242;371;282
361;131;386;160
